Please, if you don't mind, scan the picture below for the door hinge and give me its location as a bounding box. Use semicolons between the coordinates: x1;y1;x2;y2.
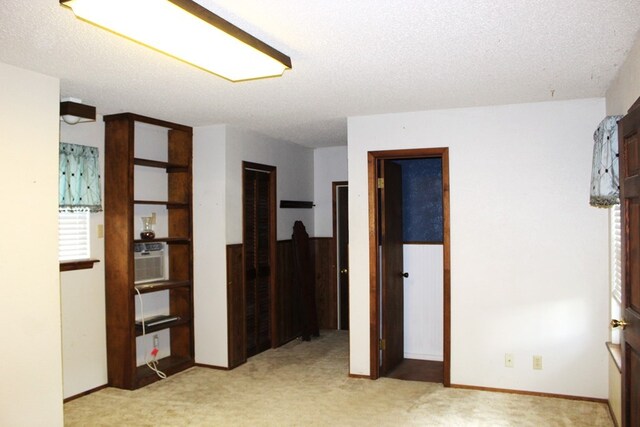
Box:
379;338;386;351
377;178;384;189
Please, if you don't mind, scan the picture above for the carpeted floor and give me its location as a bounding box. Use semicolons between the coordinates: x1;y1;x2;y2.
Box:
64;330;613;426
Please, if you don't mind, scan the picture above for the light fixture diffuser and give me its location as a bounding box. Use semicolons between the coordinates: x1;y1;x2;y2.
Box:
59;0;292;82
60;97;96;125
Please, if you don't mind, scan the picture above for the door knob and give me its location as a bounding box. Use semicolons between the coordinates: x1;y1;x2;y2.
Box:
340;268;348;274
610;319;629;329
402;272;409;278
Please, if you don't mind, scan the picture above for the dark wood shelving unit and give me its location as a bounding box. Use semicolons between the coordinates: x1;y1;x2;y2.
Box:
135;318;191;336
134;200;190;209
134;279;191;294
133;237;191;244
104;112;194;390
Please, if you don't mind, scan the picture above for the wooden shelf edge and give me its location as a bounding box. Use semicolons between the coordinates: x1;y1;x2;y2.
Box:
135;318;191;336
134;237;191;244
60;259;100;272
134;200;189;208
134;280;191;294
134;158;189;172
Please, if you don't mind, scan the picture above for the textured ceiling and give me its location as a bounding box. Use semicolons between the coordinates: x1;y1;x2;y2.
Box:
1;0;639;147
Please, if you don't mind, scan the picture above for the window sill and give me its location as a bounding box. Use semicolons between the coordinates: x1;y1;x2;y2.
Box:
60;259;100;272
606;342;621;373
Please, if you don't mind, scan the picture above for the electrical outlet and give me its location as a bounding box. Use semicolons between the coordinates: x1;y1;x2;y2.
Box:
97;224;104;238
505;353;514;368
151;212;156;225
533;355;542;370
153;334;159;349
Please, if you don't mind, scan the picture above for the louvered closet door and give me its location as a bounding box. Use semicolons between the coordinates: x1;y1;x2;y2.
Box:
244;169;272;357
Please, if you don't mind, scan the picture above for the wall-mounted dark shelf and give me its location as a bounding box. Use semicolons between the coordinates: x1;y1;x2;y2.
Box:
280;200;314;209
134;200;189;209
134;158;188;172
133;280;191;294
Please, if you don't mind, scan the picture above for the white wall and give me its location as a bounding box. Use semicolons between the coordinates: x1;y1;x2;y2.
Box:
0;62;63;425
193;125;314;366
193;125;228;366
313;146;348;237
225;126;315;242
606;33;640;116
59;118;108;398
348;98;609;398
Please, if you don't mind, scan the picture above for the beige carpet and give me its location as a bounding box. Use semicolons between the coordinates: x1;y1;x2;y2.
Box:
65;331;613;426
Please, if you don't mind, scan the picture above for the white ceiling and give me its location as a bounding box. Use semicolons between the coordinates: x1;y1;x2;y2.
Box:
1;1;639;147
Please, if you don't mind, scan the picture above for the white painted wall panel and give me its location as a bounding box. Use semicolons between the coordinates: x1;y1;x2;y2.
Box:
348;98;609;398
0;61;63;425
313;146;348;237
59;117;108;399
403;244;443;361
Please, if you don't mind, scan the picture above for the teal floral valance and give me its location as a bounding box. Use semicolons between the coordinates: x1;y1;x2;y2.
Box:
590;116;622;208
59;142;102;212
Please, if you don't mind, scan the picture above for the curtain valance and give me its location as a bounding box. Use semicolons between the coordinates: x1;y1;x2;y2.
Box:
59;142;102;212
590;116;622;208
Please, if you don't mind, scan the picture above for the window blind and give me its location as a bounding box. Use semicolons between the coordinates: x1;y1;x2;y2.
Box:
59;211;90;261
611;204;622;303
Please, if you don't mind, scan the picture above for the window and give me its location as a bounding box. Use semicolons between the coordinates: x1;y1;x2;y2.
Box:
59;211;90;261
611;204;622;304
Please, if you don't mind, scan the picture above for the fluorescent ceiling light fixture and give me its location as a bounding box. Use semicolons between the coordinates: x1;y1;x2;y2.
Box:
59;0;292;82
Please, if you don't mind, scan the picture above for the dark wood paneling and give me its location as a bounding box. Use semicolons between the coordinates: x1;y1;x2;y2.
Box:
310;237;337;330
226;244;246;369
276;240;300;345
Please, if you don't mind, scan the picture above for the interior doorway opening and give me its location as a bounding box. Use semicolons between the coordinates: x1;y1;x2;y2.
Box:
333;181;349;330
368;148;451;385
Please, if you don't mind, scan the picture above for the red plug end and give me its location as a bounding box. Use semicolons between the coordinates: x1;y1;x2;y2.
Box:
151;348;159;357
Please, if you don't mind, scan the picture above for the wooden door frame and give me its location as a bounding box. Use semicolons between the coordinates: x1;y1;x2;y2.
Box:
242;161;278;353
333;181;348;330
368;148;451;385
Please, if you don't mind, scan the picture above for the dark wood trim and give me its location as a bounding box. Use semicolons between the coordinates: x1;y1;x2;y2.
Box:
194;363;230;371
60;100;96;122
60;259;100;272
367;148;451;386
607;342;622;372
63;384;108;403
348;373;372;379
167;0;292;70
309;237;333;242
226;243;246;368
280;200;314;209
367;152;379;378
450;383;609;403
103;113;193;134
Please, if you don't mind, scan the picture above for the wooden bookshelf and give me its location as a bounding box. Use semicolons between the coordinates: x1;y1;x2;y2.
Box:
104;113;194;390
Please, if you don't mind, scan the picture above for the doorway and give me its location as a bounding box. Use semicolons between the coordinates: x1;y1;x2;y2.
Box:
333;181;349;330
242;161;277;358
367;148;451;385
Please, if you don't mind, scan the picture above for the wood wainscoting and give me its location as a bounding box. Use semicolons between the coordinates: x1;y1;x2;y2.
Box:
226;236;337;366
226;244;246;369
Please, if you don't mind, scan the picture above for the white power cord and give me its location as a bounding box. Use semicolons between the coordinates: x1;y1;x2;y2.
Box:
135;287;167;379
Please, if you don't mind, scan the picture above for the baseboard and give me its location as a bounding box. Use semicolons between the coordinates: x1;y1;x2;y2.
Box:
450;384;608;403
194;363;230;371
63;384;108;403
348;373;371;379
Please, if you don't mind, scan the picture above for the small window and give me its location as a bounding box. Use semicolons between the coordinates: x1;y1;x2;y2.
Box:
59;211;90;261
611;204;622;304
